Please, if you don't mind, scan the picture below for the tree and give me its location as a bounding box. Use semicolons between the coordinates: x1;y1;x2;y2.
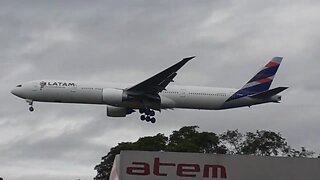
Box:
167;126;226;153
94;133;168;180
285;146;315;158
94;142;134;180
241;130;288;156
167;126;199;152
220;130;243;154
132;133;168;151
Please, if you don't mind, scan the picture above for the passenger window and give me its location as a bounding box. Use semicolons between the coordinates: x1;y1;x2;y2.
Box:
16;85;22;87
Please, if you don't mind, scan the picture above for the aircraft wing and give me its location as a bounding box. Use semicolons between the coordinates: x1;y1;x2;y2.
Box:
126;56;195;94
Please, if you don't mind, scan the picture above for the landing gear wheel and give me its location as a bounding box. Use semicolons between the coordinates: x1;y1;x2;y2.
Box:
145;109;151;115
139;107;157;123
29;107;34;112
150;117;156;123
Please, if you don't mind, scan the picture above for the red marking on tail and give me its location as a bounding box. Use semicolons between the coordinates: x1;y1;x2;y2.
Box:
257;78;273;83
265;61;280;68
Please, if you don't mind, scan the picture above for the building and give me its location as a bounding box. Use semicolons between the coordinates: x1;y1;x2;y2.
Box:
110;151;320;180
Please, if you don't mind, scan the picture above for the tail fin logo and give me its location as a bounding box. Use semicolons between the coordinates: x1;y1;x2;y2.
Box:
227;57;283;101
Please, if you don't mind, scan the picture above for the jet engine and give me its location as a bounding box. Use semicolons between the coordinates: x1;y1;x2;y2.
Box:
102;88;128;106
106;106;134;117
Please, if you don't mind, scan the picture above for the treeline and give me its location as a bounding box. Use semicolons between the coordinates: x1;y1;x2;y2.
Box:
94;126;317;180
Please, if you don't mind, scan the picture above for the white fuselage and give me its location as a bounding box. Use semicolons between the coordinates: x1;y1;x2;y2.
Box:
11;80;274;111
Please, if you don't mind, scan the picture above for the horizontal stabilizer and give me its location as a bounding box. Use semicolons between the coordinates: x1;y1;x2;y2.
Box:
250;87;288;99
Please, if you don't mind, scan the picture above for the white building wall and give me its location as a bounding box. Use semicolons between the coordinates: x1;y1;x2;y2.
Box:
110;151;320;180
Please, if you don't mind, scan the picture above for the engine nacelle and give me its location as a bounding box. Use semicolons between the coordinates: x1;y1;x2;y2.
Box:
103;88;128;106
106;106;133;117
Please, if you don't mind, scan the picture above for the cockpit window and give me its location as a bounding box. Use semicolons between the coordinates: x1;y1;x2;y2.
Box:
16;85;22;87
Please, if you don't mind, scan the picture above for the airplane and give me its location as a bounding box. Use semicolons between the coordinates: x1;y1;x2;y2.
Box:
11;56;288;123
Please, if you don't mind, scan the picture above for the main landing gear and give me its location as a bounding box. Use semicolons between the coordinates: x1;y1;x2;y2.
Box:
139;108;156;123
26;99;34;112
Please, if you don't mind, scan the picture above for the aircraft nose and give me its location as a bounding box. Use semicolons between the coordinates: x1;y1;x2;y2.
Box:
11;88;18;96
11;86;24;98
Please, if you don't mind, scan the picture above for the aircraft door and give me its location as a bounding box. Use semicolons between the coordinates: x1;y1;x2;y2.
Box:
179;89;187;98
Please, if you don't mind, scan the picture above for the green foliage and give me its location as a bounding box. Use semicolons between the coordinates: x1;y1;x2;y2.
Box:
94;142;134;180
94;134;168;180
241;130;288;156
285;147;315;158
220;130;243;154
167;126;225;153
133;133;168;151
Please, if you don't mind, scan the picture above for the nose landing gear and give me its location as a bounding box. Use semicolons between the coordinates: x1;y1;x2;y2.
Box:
29;106;34;112
139;108;156;123
26;99;34;112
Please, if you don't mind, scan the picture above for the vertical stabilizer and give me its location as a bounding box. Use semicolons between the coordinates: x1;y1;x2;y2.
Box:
227;57;283;101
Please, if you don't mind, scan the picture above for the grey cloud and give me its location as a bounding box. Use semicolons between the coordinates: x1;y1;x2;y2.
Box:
1;1;320;180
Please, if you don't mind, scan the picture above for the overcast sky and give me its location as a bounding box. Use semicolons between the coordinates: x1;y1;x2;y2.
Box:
1;0;320;179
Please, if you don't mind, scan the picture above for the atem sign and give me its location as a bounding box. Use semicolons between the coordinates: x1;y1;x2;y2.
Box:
110;151;320;180
126;157;227;179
